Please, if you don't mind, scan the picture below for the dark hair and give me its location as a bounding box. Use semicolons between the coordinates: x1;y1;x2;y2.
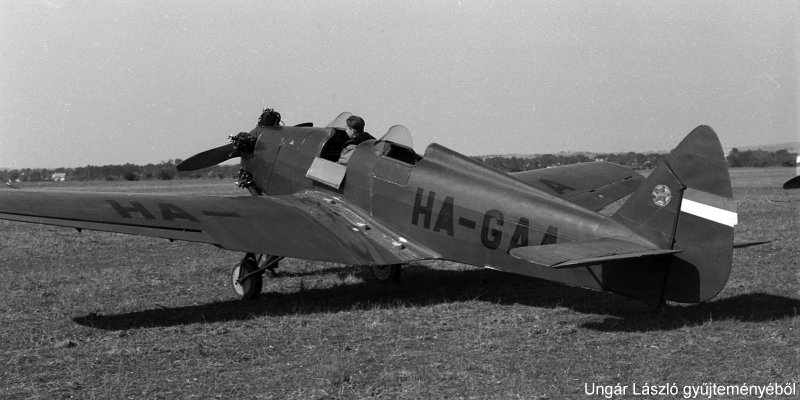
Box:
346;116;365;132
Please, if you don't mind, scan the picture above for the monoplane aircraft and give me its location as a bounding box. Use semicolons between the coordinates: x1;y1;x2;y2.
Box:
0;109;759;306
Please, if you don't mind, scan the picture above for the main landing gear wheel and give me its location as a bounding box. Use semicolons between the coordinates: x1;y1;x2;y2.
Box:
231;254;262;300
370;264;401;283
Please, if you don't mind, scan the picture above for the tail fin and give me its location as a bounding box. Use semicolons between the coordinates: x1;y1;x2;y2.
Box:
611;126;736;303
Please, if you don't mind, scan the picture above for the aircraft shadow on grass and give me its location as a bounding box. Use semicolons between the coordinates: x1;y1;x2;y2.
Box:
73;265;799;333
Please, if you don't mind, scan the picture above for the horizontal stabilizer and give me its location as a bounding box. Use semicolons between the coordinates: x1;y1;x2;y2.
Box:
783;176;800;189
509;238;680;268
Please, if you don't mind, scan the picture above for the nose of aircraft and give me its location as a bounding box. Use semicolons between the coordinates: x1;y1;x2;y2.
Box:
176;130;262;172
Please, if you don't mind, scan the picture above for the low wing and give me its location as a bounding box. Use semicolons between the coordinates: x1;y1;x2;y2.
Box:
509;238;680;268
510;162;644;211
0;190;439;266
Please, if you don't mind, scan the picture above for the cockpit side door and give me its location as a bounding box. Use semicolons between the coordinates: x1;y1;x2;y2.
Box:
369;141;420;219
372;141;420;186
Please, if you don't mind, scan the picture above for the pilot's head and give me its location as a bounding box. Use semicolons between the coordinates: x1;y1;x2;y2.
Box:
345;116;365;137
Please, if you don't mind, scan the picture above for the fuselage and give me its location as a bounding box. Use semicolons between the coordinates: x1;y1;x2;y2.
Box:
241;125;652;290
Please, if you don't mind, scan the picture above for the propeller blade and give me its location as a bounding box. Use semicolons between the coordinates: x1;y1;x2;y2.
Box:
177;143;239;171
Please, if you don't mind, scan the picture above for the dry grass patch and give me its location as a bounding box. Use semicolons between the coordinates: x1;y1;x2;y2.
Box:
1;171;797;399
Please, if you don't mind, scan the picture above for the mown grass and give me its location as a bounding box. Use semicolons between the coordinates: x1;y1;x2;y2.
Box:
1;169;798;399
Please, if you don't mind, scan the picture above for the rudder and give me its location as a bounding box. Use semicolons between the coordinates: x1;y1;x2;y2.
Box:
611;126;736;303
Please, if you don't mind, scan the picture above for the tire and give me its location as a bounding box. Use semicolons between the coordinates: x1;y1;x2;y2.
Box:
231;257;263;300
369;264;401;283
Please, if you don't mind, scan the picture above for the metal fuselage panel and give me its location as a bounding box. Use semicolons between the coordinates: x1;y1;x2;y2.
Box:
362;144;625;289
245;126;643;290
245;126;341;195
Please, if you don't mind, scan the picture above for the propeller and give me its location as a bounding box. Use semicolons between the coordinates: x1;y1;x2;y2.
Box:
177;131;259;172
177;108;286;172
176;115;316;172
176;143;239;172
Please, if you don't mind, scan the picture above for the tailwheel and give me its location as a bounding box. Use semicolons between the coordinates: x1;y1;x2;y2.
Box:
231;253;263;300
369;264;401;283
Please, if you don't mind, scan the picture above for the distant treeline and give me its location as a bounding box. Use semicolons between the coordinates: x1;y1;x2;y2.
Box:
477;148;797;173
1;160;240;182
475;152;668;173
726;148;797;168
1;148;796;182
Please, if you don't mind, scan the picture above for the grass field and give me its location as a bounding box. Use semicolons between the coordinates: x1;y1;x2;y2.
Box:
1;168;798;399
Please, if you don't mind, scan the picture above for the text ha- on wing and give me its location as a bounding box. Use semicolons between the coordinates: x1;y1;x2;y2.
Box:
0;190;438;266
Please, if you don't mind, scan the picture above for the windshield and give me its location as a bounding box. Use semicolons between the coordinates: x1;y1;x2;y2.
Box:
325;112;353;129
380;125;414;149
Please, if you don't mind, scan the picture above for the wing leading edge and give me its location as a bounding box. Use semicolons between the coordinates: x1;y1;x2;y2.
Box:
0;190;439;266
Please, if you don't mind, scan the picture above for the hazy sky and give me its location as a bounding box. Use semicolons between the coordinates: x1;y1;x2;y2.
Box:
1;0;797;168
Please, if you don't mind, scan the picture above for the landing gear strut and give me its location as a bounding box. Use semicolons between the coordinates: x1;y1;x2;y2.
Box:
230;253;283;300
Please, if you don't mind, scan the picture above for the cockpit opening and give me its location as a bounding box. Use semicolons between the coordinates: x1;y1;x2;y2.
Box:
319;129;349;162
317;114;422;165
377;141;421;165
